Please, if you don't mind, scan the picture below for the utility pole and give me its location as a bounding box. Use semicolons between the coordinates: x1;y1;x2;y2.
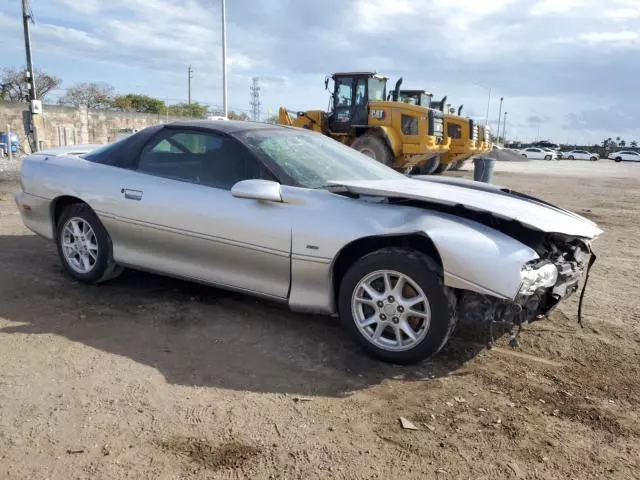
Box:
22;0;39;151
250;77;261;122
221;0;228;117
187;65;193;105
495;97;504;144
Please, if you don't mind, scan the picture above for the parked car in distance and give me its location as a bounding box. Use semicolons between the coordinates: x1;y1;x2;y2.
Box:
519;147;558;160
563;150;599;161
608;151;640;162
15;120;602;364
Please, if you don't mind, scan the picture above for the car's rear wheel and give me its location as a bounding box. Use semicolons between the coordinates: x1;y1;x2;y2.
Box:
615;157;622;162
56;204;122;284
338;248;456;364
351;135;393;166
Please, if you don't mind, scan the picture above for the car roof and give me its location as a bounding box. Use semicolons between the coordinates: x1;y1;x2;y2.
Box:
168;119;280;134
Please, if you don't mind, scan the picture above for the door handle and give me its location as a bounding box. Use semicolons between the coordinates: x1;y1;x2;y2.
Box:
122;188;143;201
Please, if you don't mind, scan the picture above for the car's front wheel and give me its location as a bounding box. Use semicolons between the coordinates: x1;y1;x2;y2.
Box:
590;156;598;161
568;155;574;160
615;157;622;162
544;155;552;160
521;154;527;158
338;248;456;364
56;203;123;284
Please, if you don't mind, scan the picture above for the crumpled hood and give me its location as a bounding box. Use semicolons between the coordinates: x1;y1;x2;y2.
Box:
329;177;602;239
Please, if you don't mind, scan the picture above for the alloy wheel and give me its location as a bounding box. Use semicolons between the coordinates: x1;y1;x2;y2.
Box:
61;217;99;274
351;270;431;352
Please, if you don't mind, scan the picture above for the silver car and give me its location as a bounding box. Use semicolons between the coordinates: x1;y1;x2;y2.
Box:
15;120;602;363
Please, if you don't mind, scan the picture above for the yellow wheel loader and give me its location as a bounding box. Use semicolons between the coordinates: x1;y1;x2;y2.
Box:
278;72;450;173
399;92;479;174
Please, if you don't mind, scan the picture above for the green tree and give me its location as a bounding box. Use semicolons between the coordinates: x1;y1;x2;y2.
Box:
0;66;61;102
113;94;165;113
228;111;250;121
631;140;638;148
619;139;627;147
58;82;114;109
167;102;208;118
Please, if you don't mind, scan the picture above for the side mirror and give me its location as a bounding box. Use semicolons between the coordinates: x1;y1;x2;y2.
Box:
231;179;282;203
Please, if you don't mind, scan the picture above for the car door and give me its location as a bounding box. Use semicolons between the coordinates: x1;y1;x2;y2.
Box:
626;151;640;161
106;127;292;300
527;148;541;159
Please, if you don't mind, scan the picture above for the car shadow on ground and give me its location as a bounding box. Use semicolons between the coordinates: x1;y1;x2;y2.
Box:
0;235;489;397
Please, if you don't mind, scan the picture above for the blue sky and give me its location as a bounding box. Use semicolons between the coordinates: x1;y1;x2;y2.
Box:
1;0;639;144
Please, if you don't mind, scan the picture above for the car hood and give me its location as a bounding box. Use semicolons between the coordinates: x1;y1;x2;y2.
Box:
329;177;602;239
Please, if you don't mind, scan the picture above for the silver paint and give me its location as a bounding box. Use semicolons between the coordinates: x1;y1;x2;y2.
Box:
16;152;600;316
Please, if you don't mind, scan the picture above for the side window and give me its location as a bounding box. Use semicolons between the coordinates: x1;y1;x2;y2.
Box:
355;79;366;106
138;129;273;189
335;78;353;107
447;123;462;139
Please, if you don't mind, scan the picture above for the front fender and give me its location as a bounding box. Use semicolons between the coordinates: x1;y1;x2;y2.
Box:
409;213;538;299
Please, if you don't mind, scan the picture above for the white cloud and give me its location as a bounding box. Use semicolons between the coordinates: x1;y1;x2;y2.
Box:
606;7;640;20
58;0;101;14
529;0;587;15
579;31;640;44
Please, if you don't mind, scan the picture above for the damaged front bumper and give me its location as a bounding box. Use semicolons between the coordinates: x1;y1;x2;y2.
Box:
458;250;597;347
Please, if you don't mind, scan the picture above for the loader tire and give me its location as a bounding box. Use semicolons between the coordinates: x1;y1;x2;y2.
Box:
449;160;465;171
433;162;450;174
351;135;393;166
413;156;440;175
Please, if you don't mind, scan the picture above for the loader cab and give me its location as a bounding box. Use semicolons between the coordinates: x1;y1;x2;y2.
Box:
328;72;388;133
398;90;433;108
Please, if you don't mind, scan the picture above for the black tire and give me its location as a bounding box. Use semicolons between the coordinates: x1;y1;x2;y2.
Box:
351;135;393;166
433;161;450;174
449;160;466;171
413;156;440;175
56;203;123;284
615;157;622;162
338;247;457;364
590;156;598;161
544;155;552;160
521;154;527;158
568;155;574;160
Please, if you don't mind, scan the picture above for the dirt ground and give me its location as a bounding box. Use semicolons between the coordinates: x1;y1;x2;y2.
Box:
0;159;639;479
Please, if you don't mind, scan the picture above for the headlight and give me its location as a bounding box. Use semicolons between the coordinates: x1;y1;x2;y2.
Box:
519;263;558;295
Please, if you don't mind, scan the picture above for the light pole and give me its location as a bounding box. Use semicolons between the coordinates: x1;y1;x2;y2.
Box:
472;83;492;129
221;0;228;117
502;112;508;145
495;97;504;144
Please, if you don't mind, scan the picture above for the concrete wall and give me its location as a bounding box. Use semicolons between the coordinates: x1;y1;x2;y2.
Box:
0;101;192;153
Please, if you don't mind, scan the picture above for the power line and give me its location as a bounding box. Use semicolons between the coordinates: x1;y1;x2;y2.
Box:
250;77;261;122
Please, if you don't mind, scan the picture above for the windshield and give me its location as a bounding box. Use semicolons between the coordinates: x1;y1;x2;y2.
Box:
368;77;386;101
237;128;403;189
421;94;432;107
399;92;419;105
